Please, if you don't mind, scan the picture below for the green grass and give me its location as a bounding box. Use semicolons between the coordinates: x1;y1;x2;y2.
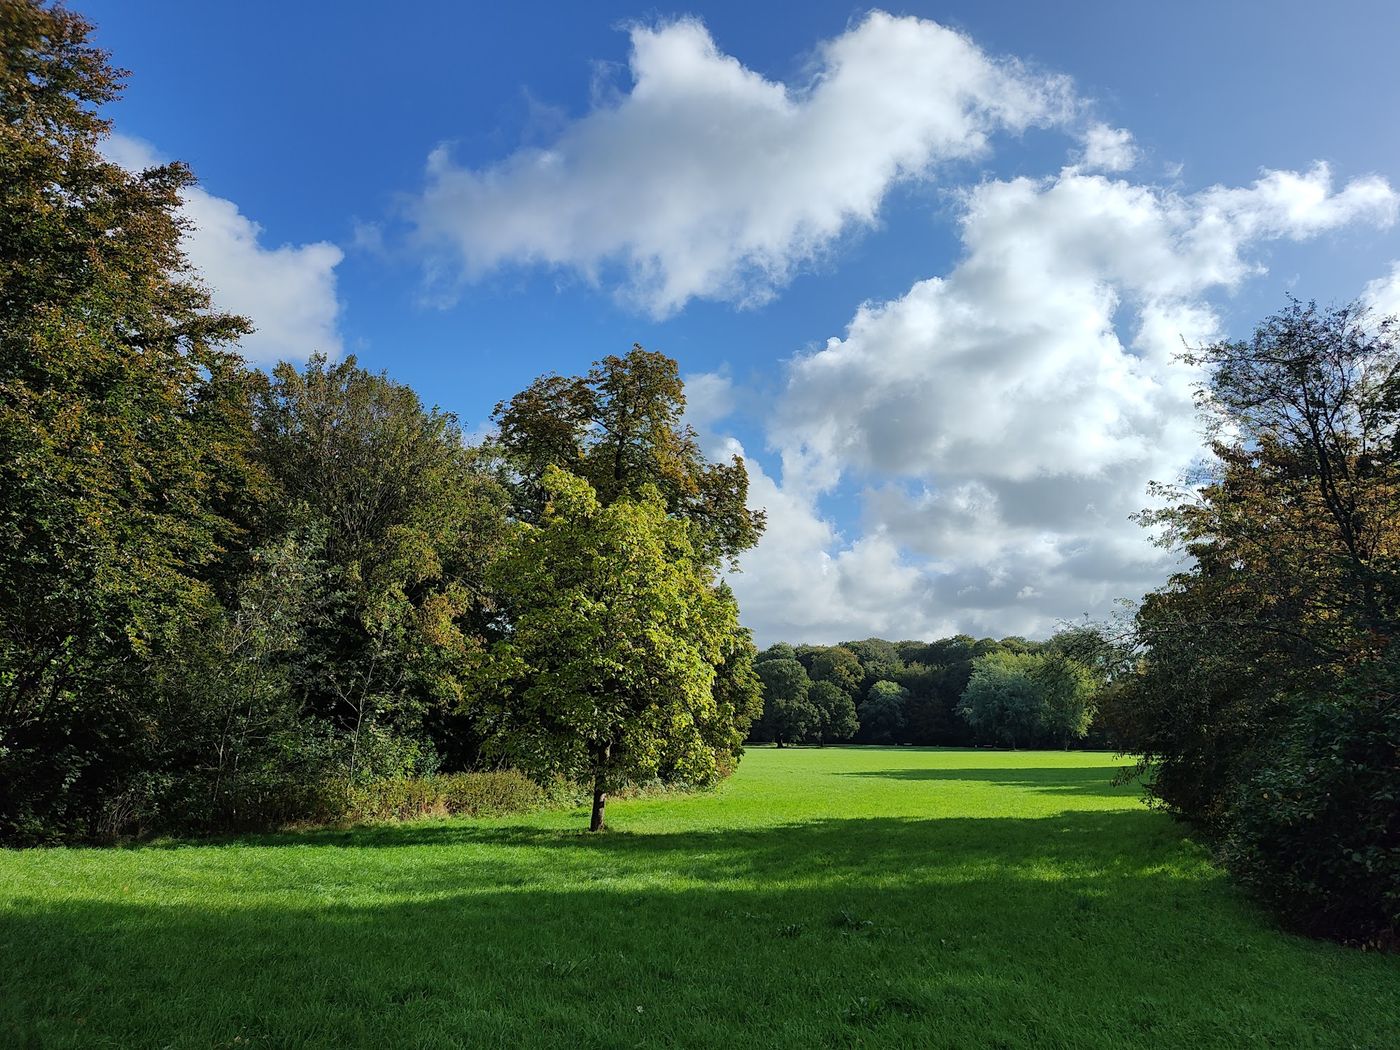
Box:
3;748;1397;1048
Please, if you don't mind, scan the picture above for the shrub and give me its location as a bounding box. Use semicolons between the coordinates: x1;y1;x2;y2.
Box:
345;770;545;824
1217;663;1400;947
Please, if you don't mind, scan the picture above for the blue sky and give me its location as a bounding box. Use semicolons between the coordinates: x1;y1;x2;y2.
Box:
84;1;1400;644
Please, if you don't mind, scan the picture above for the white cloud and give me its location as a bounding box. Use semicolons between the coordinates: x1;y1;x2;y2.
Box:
681;369;737;431
729;163;1395;645
1364;261;1400;320
410;12;1073;317
1078;123;1138;172
103;134;344;365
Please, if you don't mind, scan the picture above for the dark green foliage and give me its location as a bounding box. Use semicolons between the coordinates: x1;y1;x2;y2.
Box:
748;632;1106;749
1120;299;1400;943
755;642;797;664
1218;663;1400;946
809;646;863;696
253;354;512;768
0;0;265;841
808;681;859;744
841;638;902;694
754;658;816;747
957;653;1044;748
859;681;908;744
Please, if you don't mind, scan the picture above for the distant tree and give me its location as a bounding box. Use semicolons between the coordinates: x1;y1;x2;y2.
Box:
896;663;946;744
894;640;933;664
842;639;903;693
493;345;764;567
1034;655;1097;748
477;467;747;831
754;659;816;747
860;681;909;744
808;681;859;745
755;642;797;665
957;652;1045;748
810;646;863;696
792;644;824;673
997;636;1042;655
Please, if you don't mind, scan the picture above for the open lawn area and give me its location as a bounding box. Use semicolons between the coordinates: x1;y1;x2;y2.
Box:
2;747;1397;1048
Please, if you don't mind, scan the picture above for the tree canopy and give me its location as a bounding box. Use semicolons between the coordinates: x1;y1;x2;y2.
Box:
493;345;764;567
1118;299;1400;943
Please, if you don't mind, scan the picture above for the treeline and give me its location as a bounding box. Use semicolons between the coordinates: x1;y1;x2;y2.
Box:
748;629;1122;749
0;4;762;841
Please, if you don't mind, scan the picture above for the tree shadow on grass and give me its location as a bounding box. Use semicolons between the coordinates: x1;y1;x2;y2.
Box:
834;764;1140;798
4;812;1397;1049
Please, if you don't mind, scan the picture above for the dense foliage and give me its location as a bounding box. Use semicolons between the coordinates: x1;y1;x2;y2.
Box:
476;467;757;830
0;2;762;839
1115;300;1400;946
747;631;1114;750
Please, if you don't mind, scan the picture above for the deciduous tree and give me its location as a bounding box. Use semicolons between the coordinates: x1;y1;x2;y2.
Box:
477;467;748;831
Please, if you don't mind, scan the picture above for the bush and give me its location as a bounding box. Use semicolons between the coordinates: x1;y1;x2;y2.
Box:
344;770;546;824
1217;664;1400;947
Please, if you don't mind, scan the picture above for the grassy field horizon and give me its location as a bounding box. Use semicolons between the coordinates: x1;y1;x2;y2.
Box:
3;746;1397;1048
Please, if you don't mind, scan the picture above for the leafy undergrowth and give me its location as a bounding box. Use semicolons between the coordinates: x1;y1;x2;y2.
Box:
3;748;1396;1048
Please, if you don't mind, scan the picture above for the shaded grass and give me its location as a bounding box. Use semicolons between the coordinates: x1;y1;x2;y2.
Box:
2;747;1396;1048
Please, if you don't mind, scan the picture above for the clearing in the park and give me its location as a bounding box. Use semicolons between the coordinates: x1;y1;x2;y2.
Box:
2;747;1397;1048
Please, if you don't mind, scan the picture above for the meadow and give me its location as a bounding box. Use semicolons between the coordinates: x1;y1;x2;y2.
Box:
2;747;1397;1049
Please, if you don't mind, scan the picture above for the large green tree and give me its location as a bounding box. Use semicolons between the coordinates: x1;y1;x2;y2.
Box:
956;652;1046;749
1119;300;1400;942
808;680;859;745
477;467;751;831
253;354;511;773
0;0;264;839
754;659;816;747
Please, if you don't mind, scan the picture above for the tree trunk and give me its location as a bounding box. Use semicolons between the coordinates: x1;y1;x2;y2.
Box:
588;743;610;832
589;779;607;832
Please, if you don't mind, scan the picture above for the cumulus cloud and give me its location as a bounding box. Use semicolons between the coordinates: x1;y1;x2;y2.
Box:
409;11;1073;317
1078;123;1138;172
1364;261;1400;320
728;163;1395;644
103;134;344;365
681;369;737;431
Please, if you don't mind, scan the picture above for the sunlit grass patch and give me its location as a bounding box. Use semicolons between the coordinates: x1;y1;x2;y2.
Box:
3;747;1396;1048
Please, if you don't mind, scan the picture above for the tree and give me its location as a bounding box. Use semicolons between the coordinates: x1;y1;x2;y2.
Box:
0;0;265;840
477;467;747;831
755;642;797;664
842;639;903;693
860;681;908;744
809;646;863;697
808;680;859;745
253;355;511;770
957;652;1045;748
1033;655;1097;748
493;345;764;567
1122;299;1400;942
754;659;816;747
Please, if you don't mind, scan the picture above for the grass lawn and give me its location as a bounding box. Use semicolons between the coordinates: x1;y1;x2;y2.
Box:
2;747;1397;1048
